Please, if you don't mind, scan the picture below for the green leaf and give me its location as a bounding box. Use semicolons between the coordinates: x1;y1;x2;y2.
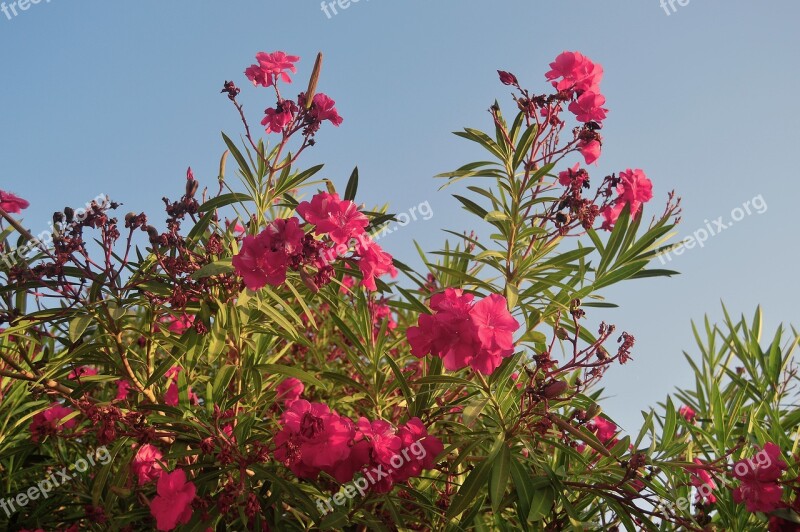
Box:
198;193;253;213
344;166;359;201
191;259;234;280
256;364;326;390
527;486;555;522
69;315;92;343
489;445;511;512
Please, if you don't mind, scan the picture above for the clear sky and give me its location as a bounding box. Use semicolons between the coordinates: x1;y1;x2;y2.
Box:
2;0;798;431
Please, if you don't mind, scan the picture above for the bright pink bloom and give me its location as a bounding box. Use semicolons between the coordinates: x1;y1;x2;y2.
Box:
225;219;246;234
617;169;653;212
0;190;30;214
232;233;289;290
578;138;601;165
545;51;604;94
393;417;444;482
68;366;97;380
309;93;343;127
589;417;618;445
296;192;368;245
263;217;305;255
357;418;402;465
168;314;194;335
355;238;397;291
600;169;654;231
149;469;196;531
115;379;132;401
469;294;521;374
679;405;697;423
690;459;717;505
132;444;164;485
600;202;624;231
568;92;608;123
407;289;519;375
30;404;77;442
276;378;304;405
274;400;355;480
245;51;300;87
261;100;297;134
732;442;788;513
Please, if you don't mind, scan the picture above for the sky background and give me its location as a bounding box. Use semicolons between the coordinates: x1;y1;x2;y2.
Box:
1;0;798;432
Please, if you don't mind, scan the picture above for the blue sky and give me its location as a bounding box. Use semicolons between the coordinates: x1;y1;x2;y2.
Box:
2;0;798;431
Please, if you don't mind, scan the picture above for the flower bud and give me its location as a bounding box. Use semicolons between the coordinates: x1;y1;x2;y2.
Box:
543;380;568;398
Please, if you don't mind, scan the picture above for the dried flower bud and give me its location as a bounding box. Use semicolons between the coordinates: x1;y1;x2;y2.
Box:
543;380;568;398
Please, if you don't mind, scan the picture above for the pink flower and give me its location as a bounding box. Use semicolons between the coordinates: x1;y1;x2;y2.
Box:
407;289;519;375
578;138;601;165
261;100;298;134
689;459;717;505
274;400;355;480
115;379;132;401
355;238;397;291
588;417;618;445
679;405;696;423
600;169;654;231
732;443;788;513
30;404;77;442
245;51;300;87
617;169;653;213
296;192;368;245
469;294;521;374
0;190;30;214
132;444;164;485
149;469;196;531
225;219;246;234
263;217;305;255
68;366;98;380
309;93;343;127
545;51;604;95
276;378;304;405
568;92;608;123
168;314;194;335
393;417;444;482
164;367;199;407
232;233;289;290
600;202;624;231
357;418;402;465
558;164;588;187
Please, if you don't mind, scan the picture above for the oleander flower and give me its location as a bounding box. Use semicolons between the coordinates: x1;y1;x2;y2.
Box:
149;469;196;531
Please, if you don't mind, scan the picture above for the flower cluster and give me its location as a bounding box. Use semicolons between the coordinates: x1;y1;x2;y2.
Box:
601;168;654;230
233;192;397;292
244;51;342;138
732;442;788;513
407;289;520;375
274;400;442;493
